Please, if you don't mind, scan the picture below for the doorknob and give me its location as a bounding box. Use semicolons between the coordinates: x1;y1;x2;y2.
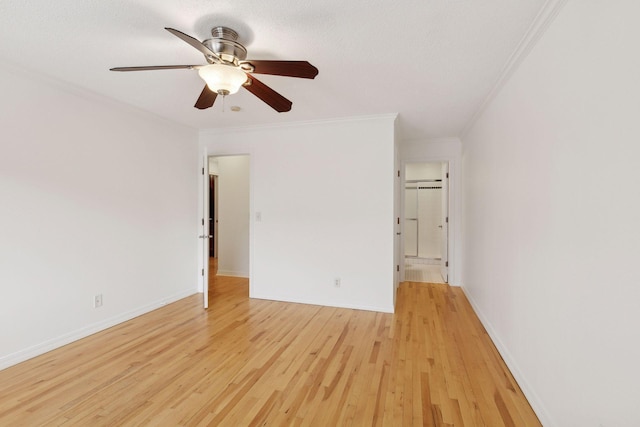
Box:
438;225;443;229
198;235;213;239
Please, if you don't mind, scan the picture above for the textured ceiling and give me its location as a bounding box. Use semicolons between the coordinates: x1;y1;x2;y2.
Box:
0;0;546;140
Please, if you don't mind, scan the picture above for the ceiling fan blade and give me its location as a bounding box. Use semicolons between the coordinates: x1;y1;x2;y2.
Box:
194;85;218;110
241;60;318;79
110;65;199;72
164;27;221;63
243;74;292;112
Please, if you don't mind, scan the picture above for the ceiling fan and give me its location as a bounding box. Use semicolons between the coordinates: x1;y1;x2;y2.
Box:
110;26;319;112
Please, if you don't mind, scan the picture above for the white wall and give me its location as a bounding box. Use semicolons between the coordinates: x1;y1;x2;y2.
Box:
215;155;250;277
200;115;397;312
0;65;199;369
399;138;462;285
462;2;640;425
405;162;443;181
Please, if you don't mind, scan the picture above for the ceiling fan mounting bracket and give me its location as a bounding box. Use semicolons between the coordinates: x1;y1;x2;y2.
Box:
203;26;247;64
240;62;255;73
210;26;239;40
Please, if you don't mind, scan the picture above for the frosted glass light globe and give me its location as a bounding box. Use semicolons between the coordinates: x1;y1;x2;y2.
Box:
198;64;247;95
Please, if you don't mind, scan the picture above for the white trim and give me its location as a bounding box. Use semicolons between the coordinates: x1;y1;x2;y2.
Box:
202;149;209;309
216;270;249;278
393;132;402;306
462;286;554;427
199;113;399;136
461;0;569;138
0;288;197;371
250;294;394;314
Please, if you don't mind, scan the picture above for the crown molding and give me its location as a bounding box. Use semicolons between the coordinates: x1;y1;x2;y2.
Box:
0;58;197;133
460;0;568;138
199;113;399;137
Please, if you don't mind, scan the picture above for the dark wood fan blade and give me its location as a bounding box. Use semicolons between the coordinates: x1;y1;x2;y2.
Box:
165;27;221;62
110;65;198;72
243;75;292;112
242;60;318;79
194;85;218;110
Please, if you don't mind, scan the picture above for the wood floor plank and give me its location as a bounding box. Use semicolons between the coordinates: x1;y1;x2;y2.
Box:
0;275;541;426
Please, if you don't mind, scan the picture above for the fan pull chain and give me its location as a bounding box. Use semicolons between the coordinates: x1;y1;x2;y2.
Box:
221;94;226;112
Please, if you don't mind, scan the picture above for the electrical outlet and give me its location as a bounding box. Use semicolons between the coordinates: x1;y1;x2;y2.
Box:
94;294;103;308
334;278;341;288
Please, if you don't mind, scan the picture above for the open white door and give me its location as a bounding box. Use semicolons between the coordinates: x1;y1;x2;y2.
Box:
440;162;449;283
394;164;401;292
201;150;210;309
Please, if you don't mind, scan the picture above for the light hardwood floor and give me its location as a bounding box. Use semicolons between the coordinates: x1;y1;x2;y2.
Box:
0;271;540;426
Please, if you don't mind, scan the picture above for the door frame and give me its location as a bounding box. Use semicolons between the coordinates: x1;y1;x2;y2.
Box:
209;174;219;258
400;156;459;285
202;150;210;309
440;162;449;283
198;152;252;301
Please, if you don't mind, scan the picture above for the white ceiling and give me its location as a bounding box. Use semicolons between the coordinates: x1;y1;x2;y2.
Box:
0;0;546;140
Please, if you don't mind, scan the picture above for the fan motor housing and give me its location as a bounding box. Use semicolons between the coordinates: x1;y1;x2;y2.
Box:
203;26;247;63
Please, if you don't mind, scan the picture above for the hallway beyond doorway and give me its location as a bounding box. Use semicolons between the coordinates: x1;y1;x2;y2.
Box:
404;261;446;283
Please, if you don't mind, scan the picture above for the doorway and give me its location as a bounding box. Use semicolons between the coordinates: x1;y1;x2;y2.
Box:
202;155;250;308
204;155;250;273
404;162;449;283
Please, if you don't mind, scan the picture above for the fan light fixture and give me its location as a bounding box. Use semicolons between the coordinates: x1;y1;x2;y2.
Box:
198;64;247;95
110;26;319;112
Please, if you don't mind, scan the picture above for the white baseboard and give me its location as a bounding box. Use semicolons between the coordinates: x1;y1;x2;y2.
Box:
461;285;554;427
0;288;197;371
216;270;249;278
249;292;394;314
